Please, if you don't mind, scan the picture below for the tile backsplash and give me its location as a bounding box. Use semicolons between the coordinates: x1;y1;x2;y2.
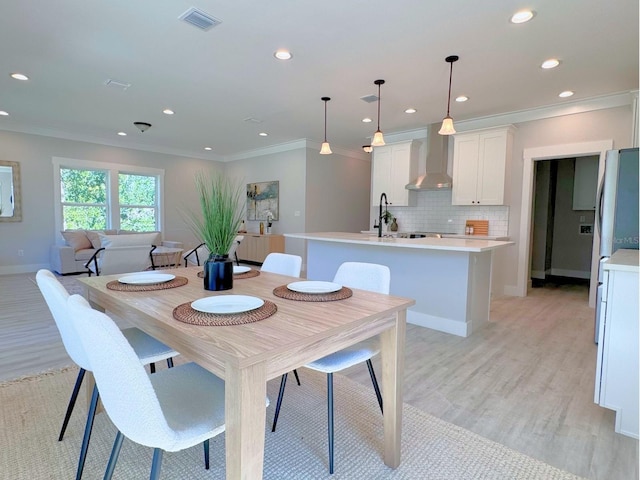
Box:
371;190;509;236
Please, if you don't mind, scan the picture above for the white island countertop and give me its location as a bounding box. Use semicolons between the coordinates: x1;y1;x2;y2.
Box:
604;249;640;273
285;232;514;253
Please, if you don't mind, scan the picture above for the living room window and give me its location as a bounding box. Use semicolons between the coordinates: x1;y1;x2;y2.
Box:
53;157;164;235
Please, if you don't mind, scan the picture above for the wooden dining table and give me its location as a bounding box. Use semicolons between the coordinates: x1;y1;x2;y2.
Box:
78;266;415;480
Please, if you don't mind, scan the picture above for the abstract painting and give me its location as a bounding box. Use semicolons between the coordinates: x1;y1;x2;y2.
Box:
246;180;279;221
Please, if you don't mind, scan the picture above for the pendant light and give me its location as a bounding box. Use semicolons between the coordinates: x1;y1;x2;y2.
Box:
371;79;386;146
362;145;373;153
319;96;332;155
438;55;459;135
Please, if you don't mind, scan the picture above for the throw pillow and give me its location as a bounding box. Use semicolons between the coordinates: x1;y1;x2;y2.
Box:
61;230;91;252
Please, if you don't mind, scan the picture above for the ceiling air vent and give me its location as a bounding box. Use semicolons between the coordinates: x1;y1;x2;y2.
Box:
360;94;379;103
179;7;221;31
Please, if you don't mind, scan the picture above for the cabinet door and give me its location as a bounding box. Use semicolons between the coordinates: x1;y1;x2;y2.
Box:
477;131;508;205
371;146;392;206
389;142;414;206
452;135;480;205
573;156;598;210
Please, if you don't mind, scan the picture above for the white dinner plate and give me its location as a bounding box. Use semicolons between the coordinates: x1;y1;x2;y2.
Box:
191;295;264;314
118;273;175;285
287;281;342;294
233;266;251;274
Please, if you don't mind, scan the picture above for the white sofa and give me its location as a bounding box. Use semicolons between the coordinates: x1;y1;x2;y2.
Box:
50;229;182;275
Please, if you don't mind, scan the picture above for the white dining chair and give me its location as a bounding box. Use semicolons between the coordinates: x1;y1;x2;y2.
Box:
260;252;302;277
271;261;390;474
35;269;179;480
65;294;231;480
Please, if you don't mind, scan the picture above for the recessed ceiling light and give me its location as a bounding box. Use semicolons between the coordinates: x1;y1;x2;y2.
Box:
541;59;560;69
204;147;212;151
274;50;292;60
10;73;29;81
455;95;468;102
117;132;127;136
510;10;535;24
0;110;8;116
559;90;574;98
162;109;175;115
362;117;373;123
404;108;417;114
259;132;268;137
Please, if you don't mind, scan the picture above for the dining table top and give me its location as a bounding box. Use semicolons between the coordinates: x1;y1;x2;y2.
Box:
78;266;415;381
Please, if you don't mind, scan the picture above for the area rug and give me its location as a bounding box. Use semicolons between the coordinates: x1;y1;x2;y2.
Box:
28;273;87;296
0;367;584;479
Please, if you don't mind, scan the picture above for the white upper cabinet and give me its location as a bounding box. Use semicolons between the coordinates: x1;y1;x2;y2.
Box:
452;125;515;206
573;156;599;210
371;140;419;206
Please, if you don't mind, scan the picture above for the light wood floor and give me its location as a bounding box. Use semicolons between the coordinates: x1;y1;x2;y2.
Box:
1;273;637;479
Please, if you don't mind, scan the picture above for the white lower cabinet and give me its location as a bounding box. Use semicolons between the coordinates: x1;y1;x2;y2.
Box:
452;125;515;206
594;250;639;439
371;140;419;206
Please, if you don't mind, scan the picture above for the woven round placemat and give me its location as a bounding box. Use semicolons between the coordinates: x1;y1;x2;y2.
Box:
197;269;260;279
272;285;353;302
106;276;188;292
173;299;277;326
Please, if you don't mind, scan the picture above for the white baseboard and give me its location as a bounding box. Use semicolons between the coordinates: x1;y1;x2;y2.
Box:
0;263;50;275
503;284;524;297
407;310;469;337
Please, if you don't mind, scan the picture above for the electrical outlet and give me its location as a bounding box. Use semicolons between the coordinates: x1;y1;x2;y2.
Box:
579;215;586;222
18;249;24;256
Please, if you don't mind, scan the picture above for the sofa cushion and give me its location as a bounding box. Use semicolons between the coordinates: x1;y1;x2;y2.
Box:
86;229;117;249
99;232;161;248
75;248;97;261
61;230;92;252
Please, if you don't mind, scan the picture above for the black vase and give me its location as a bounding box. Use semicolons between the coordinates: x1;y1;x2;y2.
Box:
203;254;233;291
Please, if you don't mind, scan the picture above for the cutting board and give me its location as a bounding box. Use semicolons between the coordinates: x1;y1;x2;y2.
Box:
465;220;489;236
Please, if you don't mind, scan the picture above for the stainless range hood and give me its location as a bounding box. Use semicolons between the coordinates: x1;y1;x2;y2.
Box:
405;124;452;190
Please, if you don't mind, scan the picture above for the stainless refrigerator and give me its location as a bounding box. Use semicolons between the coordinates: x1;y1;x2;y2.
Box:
594;147;639;342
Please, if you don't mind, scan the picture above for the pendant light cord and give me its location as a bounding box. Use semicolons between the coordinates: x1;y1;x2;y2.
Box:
446;61;453;117
324;100;328;142
377;82;382;130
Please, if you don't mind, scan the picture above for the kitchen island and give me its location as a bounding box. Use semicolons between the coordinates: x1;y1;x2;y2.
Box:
285;232;514;337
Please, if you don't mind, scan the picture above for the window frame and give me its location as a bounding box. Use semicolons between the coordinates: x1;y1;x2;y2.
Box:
52;157;164;241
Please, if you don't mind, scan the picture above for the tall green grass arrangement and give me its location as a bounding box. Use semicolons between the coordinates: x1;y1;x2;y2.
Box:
188;171;244;257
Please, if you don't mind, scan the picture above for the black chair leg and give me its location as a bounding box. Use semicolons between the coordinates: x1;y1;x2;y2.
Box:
366;359;383;413
167;358;174;368
327;372;335;474
150;448;164;480
271;373;288;432
150;362;156;374
59;368;86;441
76;384;99;480
293;368;301;386
204;439;210;469
103;430;124;480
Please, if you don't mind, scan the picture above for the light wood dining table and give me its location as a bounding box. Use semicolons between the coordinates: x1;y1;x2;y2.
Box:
78;266;415;479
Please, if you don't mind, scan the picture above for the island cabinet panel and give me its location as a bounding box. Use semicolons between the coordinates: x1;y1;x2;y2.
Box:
371;140;419;206
236;234;284;263
452;125;515;206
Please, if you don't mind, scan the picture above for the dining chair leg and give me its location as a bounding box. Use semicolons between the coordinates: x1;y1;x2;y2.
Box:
150;362;156;374
203;439;210;469
76;384;99;480
327;372;335;474
103;430;124;480
59;368;86;441
366;359;383;413
271;373;288;432
166;358;174;368
150;448;164;480
293;368;301;386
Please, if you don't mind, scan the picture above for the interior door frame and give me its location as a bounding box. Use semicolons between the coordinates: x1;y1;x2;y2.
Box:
517;140;613;307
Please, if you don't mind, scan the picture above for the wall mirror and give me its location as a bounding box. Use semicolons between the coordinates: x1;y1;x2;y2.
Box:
0;160;22;222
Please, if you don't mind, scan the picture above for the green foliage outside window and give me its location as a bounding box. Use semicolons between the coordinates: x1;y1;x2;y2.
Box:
119;174;157;231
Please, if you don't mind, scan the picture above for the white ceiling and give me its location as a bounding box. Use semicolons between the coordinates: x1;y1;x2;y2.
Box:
0;1;637;160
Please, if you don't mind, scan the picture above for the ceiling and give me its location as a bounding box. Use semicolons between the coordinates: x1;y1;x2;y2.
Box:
0;1;637;160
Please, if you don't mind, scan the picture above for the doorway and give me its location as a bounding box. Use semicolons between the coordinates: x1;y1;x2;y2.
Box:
517;140;613;307
530;157;597;288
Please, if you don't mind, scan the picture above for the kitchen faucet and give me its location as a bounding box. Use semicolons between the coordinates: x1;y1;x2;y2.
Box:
378;192;388;238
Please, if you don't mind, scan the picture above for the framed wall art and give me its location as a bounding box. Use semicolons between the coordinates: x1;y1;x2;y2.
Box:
246;180;279;221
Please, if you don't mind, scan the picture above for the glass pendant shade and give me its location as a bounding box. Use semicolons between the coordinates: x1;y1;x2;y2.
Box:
438;116;456;135
372;130;385;146
319;141;332;155
362;145;373;153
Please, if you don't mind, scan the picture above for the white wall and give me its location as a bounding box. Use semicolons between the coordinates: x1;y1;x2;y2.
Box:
0;130;222;274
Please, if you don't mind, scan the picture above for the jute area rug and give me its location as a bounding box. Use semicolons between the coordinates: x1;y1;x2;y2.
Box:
0;367;585;480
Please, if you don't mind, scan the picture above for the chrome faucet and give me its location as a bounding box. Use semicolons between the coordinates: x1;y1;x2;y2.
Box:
378;192;388;238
